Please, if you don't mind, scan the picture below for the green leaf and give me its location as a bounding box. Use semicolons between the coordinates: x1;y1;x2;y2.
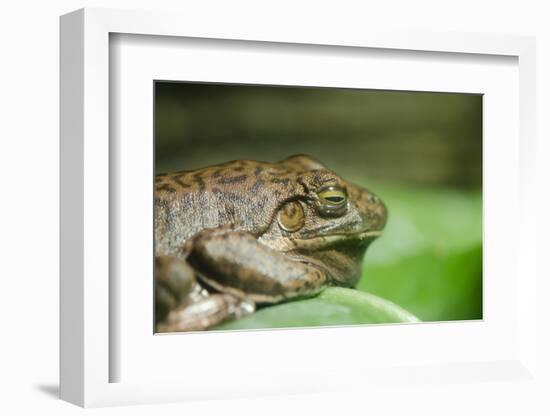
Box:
211;287;419;331
358;245;482;322
355;184;483;322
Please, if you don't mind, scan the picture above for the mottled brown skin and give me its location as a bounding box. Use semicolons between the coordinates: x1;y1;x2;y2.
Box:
155;154;387;332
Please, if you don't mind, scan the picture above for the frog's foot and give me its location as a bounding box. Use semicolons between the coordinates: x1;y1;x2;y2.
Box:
187;229;328;304
155;255;197;324
156;294;255;332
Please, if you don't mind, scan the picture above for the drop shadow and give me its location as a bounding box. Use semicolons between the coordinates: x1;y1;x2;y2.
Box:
35;383;59;399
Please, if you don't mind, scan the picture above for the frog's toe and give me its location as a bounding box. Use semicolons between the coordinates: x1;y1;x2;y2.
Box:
156;294;255;332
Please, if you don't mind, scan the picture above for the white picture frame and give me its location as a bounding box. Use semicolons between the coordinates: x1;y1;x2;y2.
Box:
60;7;538;408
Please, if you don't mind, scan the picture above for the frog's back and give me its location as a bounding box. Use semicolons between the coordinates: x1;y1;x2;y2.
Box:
155;159;303;255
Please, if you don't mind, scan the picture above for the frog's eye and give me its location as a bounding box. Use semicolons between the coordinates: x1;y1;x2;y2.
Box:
317;186;348;216
318;187;347;206
277;201;305;232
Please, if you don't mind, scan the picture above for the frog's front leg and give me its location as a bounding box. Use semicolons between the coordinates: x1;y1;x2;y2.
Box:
187;229;328;303
155;255;255;332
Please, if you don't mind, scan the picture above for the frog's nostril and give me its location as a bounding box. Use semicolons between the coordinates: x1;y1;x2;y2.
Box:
367;194;379;204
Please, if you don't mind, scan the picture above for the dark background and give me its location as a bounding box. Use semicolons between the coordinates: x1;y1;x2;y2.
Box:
155;82;482;188
155;82;483;323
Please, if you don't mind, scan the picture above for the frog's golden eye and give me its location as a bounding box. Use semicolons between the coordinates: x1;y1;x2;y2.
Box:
317;186;348;217
318;187;347;206
277;201;305;232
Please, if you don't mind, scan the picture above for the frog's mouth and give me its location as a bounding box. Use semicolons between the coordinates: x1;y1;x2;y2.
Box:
292;229;383;250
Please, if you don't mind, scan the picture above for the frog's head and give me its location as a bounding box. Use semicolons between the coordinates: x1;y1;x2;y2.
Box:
257;154;387;286
262;154;387;256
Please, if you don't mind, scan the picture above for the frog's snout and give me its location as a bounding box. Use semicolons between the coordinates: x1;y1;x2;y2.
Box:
374;197;388;230
356;189;387;232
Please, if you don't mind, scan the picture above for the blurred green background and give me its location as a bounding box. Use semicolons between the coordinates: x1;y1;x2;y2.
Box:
155;81;482;327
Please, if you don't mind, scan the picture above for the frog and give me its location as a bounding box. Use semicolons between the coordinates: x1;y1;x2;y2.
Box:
154;154;387;332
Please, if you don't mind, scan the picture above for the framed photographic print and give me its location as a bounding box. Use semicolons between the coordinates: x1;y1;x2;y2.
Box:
152;81;482;333
60;8;538;407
